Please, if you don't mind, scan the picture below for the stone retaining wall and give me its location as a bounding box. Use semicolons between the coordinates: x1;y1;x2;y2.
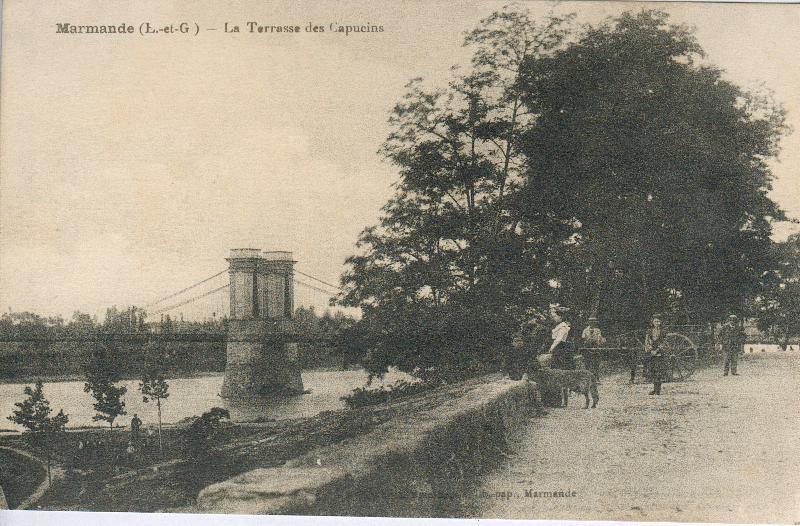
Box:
197;375;536;517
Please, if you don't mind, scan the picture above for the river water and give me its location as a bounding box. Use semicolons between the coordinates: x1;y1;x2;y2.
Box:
0;369;411;432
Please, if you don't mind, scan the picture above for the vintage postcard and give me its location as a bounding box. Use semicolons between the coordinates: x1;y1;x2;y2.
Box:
0;1;798;524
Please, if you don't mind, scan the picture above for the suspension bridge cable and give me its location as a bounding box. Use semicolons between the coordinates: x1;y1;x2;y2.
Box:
293;269;341;291
144;269;228;308
293;279;338;297
149;283;230;316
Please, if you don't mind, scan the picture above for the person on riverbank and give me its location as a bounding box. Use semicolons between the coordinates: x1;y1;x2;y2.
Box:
645;314;667;395
130;414;142;449
720;314;744;376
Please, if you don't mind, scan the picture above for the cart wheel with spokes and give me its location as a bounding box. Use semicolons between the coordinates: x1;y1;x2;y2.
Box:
664;332;698;381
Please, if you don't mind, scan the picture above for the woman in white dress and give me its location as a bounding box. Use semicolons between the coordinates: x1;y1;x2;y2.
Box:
548;311;573;369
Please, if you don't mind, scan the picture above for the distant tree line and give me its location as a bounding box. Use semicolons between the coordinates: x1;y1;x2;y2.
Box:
0;305;357;378
293;306;357;368
0;308;225;379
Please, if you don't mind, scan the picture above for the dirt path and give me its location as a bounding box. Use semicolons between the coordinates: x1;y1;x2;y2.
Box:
476;353;800;524
0;445;64;510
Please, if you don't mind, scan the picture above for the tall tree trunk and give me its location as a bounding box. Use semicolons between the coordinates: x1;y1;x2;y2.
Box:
782;317;792;352
157;398;163;456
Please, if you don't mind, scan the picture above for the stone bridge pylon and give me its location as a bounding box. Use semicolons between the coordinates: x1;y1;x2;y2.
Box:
220;248;304;399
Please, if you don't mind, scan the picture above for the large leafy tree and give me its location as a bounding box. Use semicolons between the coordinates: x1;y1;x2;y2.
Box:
518;10;787;330
339;7;790;378
338;9;575;378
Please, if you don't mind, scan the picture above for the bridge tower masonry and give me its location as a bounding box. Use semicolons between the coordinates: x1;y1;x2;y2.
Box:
220;249;304;399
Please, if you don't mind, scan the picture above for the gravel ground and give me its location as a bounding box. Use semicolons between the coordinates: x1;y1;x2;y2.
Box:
476;352;800;524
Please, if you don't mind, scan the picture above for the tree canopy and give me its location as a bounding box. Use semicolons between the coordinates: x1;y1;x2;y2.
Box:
338;7;789;378
519;10;787;329
338;10;576;379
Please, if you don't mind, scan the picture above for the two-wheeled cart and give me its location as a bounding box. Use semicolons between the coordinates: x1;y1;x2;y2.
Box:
583;327;699;382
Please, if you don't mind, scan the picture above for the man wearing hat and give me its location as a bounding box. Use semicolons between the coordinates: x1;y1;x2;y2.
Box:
581;316;605;381
720;314;744;376
645;313;667;395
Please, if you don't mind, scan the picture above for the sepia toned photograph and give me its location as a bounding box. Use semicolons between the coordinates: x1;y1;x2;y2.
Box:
0;1;798;524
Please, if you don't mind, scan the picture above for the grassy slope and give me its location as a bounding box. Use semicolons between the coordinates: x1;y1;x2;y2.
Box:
0;449;45;509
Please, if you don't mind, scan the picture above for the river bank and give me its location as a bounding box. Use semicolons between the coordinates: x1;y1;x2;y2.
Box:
0;370;223;386
1;367;395;433
0;364;362;386
2;392;411;511
2;373;532;514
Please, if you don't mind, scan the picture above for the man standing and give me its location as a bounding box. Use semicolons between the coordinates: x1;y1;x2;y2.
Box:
130;413;143;449
645;314;666;395
581;316;606;381
720;314;743;376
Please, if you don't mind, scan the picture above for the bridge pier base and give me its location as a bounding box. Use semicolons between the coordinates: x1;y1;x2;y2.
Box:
220;319;304;398
220;249;304;400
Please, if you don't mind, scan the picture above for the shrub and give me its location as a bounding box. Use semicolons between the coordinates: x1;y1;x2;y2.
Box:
341;379;436;409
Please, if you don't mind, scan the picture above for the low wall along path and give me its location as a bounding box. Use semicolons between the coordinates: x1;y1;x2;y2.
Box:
197;375;537;516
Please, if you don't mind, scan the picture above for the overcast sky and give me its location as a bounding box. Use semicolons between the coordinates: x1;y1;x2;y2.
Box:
1;0;798;319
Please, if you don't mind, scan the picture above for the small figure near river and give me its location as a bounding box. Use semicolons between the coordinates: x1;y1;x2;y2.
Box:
129;414;142;449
